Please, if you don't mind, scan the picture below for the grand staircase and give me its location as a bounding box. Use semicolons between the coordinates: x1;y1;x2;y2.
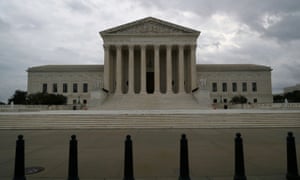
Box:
95;93;210;110
0;111;299;130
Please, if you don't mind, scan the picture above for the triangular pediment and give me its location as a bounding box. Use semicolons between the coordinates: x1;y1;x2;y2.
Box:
100;17;200;35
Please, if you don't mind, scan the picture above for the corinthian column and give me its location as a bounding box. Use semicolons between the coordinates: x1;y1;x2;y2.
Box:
166;45;172;94
154;45;160;94
178;45;185;93
190;44;197;91
115;45;122;94
103;44;110;92
128;45;134;94
140;45;146;94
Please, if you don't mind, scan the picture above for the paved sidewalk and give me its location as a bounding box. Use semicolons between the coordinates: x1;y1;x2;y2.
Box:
0;128;299;179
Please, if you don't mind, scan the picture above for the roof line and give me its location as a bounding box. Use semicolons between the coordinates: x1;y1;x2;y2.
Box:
100;16;200;35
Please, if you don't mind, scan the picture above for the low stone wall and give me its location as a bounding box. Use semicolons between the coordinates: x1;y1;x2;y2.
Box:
0;105;74;112
215;103;300;109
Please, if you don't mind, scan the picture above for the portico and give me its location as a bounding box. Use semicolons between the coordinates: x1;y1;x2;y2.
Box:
100;17;200;95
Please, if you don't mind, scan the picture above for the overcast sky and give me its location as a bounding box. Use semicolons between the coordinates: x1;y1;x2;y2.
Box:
0;0;300;103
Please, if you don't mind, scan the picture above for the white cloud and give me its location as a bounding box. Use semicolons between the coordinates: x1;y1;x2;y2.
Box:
0;0;299;102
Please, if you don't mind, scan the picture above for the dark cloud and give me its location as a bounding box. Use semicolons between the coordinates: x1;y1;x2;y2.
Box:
263;14;300;42
0;0;299;101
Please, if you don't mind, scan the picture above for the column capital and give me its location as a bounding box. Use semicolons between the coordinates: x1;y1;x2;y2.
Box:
154;44;160;50
103;44;110;50
178;44;185;48
140;44;146;50
128;44;134;49
190;44;197;49
115;44;122;50
165;44;172;50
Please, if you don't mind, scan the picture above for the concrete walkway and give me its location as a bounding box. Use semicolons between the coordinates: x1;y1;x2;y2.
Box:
0;128;299;179
0;110;300;179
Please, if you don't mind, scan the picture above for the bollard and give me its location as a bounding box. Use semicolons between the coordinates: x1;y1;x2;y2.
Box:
68;135;79;180
124;135;134;180
179;134;190;180
234;133;246;180
286;132;300;180
13;135;26;180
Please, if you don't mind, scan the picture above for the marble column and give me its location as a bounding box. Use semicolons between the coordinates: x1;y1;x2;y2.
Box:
115;45;122;94
128;45;134;94
154;45;160;93
140;45;146;94
190;44;197;91
166;45;172;94
103;44;110;92
178;45;185;93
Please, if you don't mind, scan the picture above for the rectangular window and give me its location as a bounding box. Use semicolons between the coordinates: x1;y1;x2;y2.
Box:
242;82;247;92
253;98;257;103
212;82;217;92
63;83;68;93
222;83;227;92
83;83;88;93
252;82;257;92
42;83;47;93
53;83;57;93
73;83;78;93
232;82;237;92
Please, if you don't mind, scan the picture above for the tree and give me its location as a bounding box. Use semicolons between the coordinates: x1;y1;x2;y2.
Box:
8;90;27;104
27;92;67;105
273;94;284;103
230;95;247;104
273;91;300;103
0;101;5;105
285;90;300;103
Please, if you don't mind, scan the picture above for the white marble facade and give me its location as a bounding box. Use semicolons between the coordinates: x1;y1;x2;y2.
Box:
100;17;199;95
27;17;273;107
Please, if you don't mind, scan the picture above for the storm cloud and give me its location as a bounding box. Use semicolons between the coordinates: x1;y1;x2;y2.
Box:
0;0;299;102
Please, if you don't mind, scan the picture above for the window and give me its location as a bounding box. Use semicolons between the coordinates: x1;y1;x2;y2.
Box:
232;82;237;92
242;82;247;92
83;83;88;93
83;99;87;104
253;98;257;103
213;99;217;103
252;82;257;92
73;83;78;93
53;83;57;93
42;83;47;93
212;82;217;92
224;98;227;103
63;83;68;93
222;83;227;92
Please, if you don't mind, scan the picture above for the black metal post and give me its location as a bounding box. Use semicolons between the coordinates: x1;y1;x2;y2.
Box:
286;132;300;180
234;133;246;180
13;135;26;180
124;135;134;180
179;134;190;180
68;135;79;180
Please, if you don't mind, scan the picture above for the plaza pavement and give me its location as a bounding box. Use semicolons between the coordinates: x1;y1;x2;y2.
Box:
0;109;300;179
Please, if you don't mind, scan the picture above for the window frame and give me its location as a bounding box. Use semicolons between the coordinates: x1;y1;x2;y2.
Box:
73;83;78;93
242;82;247;92
212;82;218;92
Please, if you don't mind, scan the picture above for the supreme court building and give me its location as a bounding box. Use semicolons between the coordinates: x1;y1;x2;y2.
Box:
27;17;272;109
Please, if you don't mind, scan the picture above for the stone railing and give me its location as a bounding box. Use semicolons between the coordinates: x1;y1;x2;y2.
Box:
0;105;74;112
214;103;300;110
